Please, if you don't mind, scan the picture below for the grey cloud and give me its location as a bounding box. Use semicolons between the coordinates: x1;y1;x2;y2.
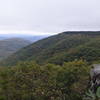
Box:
0;0;99;34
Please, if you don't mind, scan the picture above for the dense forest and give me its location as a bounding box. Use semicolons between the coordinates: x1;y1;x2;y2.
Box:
0;60;89;100
0;31;100;100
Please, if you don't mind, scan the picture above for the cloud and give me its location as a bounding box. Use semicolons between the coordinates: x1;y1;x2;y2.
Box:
0;0;99;34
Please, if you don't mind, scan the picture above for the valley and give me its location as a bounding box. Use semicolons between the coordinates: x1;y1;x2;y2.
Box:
0;31;100;100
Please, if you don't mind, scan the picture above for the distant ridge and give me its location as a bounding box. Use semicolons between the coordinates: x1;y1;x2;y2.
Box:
62;31;100;35
0;38;31;60
0;34;50;42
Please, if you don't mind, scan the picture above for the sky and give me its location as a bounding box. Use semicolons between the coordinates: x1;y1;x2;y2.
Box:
0;0;99;35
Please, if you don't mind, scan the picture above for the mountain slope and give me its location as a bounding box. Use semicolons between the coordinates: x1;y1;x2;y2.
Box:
2;31;100;66
0;38;31;60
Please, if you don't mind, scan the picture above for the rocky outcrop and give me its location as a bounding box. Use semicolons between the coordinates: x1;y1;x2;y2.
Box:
90;64;100;93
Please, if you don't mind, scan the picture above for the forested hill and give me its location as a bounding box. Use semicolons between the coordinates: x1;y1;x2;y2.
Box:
0;38;31;60
1;31;100;66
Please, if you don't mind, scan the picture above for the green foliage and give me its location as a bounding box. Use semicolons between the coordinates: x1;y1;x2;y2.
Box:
85;87;100;100
0;60;89;100
96;87;100;98
85;89;96;100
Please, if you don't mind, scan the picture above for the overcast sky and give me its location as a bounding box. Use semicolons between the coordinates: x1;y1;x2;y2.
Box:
0;0;99;35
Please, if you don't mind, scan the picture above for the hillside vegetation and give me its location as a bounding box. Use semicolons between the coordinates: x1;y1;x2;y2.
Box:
0;38;31;60
2;31;100;66
0;60;89;100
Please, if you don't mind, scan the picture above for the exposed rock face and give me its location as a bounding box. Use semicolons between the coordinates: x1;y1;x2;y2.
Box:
90;64;100;93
